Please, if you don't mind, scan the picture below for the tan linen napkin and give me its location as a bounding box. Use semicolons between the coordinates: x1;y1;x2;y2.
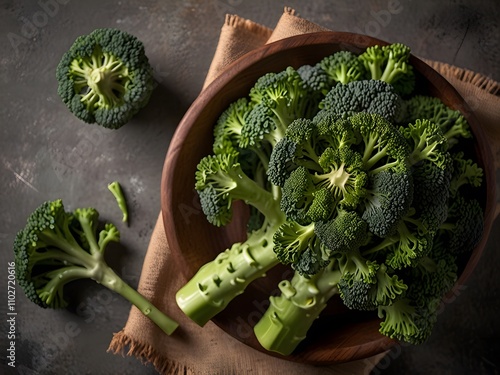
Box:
108;7;500;375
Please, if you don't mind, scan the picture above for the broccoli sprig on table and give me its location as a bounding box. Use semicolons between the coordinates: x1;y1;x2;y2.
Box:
175;43;485;355
14;199;178;336
56;28;154;129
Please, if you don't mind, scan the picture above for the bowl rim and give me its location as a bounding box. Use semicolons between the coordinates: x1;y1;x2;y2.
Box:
161;30;497;364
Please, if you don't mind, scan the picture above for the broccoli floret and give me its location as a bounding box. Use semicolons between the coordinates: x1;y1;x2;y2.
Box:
400;119;450;168
297;63;330;109
314;209;369;254
377;237;459;344
398;95;472;147
339;263;407;311
56;28;154;129
240;67;315;148
107;181;128;225
13;200;178;335
363;207;433;270
213;97;251;154
362;170;414;238
273;221;331;276
449;151;483;196
349;112;410;173
358;43;416;96
440;193;484;254
195;152;281;227
320;80;401;122
319;50;366;85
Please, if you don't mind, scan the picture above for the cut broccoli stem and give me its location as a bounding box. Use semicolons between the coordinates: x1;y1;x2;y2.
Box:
254;261;341;355
100;265;178;335
71;50;129;111
176;221;284;327
108;181;129;225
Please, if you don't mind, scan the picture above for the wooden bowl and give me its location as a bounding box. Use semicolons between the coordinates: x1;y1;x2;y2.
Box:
161;31;496;364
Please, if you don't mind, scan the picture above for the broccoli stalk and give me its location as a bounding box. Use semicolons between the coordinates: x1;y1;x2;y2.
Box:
175;221;283;327
253;260;341;355
13;200;178;335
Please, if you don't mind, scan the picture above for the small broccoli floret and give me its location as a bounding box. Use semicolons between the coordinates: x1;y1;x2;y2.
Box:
195;152;280;227
213;97;251;154
440;193;484;254
107;181;128;225
273;221;317;265
320;80;401;122
359;43;416;96
378;237;459;345
363;208;433;270
314;209;369;254
339;263;407;311
449;151;483;196
319;50;366;85
397;95;472;147
240;67;315;148
56;28;154;129
297;63;330;108
362;170;414;238
13;200;178;335
349;112;410;174
400;119;450;168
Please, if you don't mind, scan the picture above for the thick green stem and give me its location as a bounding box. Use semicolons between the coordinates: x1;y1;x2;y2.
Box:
100;265;178;335
176;223;283;326
254;262;341;355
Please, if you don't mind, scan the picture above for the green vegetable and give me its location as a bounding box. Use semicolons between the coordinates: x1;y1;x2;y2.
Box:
56;28;154;129
108;181;129;225
175;43;485;355
13;200;178;335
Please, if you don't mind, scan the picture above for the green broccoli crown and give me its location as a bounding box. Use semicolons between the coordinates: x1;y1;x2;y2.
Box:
320;80;401;122
361;169;414;238
359;43;415;96
319;50;366;85
56;28;154;129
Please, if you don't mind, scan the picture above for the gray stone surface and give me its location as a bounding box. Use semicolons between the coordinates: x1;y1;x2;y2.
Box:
0;0;498;374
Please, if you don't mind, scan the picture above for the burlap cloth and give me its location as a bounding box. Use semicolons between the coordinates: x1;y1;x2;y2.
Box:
108;7;500;375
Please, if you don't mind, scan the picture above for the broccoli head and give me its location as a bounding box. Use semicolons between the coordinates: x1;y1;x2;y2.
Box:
56;28;154;129
13;200;178;335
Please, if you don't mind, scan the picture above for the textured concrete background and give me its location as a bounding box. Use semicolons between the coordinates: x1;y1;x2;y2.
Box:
0;0;499;374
